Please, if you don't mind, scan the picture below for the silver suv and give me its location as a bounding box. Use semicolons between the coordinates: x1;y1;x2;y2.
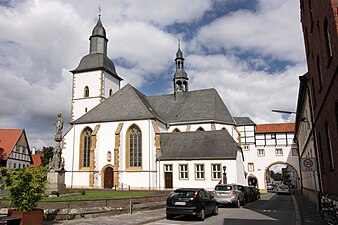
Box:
213;184;245;207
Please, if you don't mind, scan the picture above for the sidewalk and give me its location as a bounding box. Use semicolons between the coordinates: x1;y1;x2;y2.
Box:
44;208;166;225
293;192;327;225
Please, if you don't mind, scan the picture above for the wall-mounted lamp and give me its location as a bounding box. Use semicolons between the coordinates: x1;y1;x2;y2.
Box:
272;110;307;122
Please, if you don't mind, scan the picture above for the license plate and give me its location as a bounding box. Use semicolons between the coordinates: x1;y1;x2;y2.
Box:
175;201;186;205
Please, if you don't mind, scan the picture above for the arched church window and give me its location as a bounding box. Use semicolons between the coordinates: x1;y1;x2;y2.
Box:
109;89;113;96
196;127;205;131
80;127;92;168
127;125;142;168
84;86;89;97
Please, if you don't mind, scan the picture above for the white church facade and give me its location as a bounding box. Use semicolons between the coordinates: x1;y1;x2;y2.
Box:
62;17;246;190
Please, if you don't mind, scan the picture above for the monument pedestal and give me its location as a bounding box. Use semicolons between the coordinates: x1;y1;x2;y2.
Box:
47;171;66;194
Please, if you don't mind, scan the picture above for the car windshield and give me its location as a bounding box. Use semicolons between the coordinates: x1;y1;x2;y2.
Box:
171;191;195;198
215;185;233;191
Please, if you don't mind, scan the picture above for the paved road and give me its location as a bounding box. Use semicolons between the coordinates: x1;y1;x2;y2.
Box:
146;193;296;225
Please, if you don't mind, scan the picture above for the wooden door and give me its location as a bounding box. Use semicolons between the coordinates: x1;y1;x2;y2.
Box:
104;167;114;189
165;172;173;188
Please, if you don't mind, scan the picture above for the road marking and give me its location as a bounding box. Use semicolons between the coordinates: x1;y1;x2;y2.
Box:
292;195;301;225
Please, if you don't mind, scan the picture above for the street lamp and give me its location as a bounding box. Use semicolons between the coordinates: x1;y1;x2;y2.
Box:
223;166;227;184
272;109;307;122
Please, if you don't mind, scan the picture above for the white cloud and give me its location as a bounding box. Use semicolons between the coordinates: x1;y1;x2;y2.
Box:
192;0;305;63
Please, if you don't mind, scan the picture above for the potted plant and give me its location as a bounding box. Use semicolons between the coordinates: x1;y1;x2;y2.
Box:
0;166;48;225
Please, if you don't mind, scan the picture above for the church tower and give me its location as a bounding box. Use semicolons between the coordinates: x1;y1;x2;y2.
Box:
173;42;188;100
70;16;123;122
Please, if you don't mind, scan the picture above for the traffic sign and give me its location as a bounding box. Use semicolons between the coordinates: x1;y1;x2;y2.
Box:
301;158;316;172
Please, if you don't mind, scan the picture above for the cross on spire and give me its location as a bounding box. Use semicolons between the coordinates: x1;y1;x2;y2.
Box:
98;4;101;17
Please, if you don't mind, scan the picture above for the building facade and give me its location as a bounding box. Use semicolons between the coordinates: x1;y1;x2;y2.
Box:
62;17;246;190
299;0;338;199
235;119;300;192
0;129;33;169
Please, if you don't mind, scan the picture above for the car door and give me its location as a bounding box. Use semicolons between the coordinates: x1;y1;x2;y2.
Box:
201;189;214;214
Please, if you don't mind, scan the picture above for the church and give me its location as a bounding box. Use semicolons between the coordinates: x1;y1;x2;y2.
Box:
62;16;247;190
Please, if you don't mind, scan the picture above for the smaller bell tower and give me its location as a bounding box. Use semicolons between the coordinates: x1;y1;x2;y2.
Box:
173;40;188;100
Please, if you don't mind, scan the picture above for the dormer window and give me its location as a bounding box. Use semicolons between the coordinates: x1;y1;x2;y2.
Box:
84;86;89;97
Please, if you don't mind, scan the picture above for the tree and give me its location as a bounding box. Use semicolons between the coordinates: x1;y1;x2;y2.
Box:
0;147;6;167
282;173;291;185
0;166;47;211
40;146;54;167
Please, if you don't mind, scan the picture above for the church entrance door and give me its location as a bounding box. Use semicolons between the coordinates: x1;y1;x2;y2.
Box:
104;167;114;189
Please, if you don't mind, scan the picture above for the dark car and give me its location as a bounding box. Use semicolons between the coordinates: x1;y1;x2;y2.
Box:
238;185;255;203
166;188;218;221
248;186;261;200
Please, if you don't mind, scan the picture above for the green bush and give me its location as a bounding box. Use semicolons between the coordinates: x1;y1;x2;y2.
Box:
0;167;48;211
79;190;86;195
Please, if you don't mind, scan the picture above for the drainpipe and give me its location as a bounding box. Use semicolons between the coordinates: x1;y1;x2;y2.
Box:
148;118;151;190
71;123;76;188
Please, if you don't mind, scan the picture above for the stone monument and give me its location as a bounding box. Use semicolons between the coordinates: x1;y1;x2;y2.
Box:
47;113;66;194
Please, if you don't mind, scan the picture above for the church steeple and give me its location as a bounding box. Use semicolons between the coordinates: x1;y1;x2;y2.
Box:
89;16;108;55
173;40;189;96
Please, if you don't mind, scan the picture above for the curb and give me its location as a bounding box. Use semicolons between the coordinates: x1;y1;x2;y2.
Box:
292;195;302;225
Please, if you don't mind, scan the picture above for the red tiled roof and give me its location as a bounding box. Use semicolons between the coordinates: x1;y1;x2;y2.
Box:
30;154;43;167
256;123;295;133
0;129;24;160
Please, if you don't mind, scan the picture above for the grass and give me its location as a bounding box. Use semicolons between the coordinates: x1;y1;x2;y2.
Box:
40;190;157;202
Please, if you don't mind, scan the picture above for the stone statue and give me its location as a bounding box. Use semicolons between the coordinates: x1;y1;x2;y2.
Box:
48;113;64;172
55;113;63;136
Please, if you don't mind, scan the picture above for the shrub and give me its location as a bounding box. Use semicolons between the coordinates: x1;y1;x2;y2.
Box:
79;190;86;195
0;167;48;211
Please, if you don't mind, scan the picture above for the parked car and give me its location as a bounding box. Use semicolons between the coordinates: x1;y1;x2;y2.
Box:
239;186;256;203
276;185;290;195
248;186;261;200
267;183;274;190
213;184;245;207
166;188;218;221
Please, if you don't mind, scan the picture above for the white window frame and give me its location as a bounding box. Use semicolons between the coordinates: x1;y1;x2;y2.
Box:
257;149;265;157
211;164;221;180
195;164;205;180
248;163;254;172
179;164;188;180
275;148;283;156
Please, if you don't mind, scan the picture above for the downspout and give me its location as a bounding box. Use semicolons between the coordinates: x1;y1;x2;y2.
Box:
71;123;76;188
148;118;151;190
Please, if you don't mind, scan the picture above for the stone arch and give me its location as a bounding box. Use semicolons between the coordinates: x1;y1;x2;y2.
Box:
264;161;300;192
101;164;115;189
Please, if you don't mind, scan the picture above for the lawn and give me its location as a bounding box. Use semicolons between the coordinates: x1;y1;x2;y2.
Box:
40;190;157;202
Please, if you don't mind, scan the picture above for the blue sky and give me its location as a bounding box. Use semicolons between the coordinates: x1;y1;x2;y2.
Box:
0;0;307;149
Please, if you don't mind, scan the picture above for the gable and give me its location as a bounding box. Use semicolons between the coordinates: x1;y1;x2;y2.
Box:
0;129;24;160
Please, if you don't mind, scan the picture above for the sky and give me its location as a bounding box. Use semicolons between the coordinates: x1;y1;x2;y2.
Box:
0;0;307;150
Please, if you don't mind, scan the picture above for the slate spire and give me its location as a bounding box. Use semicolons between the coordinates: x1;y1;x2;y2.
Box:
89;16;108;55
173;40;189;96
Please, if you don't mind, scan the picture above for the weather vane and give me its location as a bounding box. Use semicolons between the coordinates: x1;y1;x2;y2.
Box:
98;4;101;17
178;38;181;49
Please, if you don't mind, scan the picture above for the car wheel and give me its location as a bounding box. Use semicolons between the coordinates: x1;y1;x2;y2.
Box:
241;198;246;206
166;214;175;220
213;205;218;215
198;209;205;221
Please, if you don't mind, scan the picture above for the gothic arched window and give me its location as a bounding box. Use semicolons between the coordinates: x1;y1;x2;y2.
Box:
84;86;89;97
127;125;142;168
80;127;92;168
